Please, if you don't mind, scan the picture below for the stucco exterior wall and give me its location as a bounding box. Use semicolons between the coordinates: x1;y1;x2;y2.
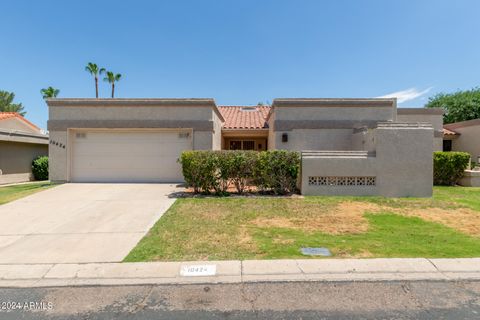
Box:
274;129;353;151
375;123;433;197
450;125;480;161
351;128;376;152
48;131;68;182
301;123;434;198
301;152;378;196
0;141;48;174
212;110;223;150
273;105;395;122
267;112;276;150
0;141;48;184
396;109;443;151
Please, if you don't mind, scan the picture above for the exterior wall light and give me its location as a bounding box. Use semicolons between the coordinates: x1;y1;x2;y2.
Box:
282;133;288;143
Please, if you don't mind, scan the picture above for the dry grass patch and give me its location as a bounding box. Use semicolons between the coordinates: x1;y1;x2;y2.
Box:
396;207;480;237
252;202;380;235
252;200;480;238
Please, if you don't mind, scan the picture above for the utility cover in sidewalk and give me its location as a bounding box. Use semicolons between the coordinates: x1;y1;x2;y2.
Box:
300;247;332;256
180;265;217;277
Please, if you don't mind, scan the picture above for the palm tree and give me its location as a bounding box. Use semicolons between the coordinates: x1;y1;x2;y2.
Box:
85;62;105;98
0;90;26;115
103;71;122;98
40;87;60;99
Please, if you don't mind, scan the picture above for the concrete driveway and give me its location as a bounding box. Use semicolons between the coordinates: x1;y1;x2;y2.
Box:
0;183;182;264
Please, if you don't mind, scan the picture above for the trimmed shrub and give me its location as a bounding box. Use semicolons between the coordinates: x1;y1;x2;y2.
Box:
229;151;258;194
255;151;300;194
433;151;470;186
179;150;300;195
179;151;218;193
32;156;49;181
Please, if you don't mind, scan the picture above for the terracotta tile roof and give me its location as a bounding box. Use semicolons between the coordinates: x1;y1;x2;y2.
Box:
218;106;270;129
443;128;459;136
0;112;40;131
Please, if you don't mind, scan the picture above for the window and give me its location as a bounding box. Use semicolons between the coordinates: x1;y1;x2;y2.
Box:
230;141;242;150
443;140;452;152
243;141;255;150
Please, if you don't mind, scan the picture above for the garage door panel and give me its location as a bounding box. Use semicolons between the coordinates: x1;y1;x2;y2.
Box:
71;130;191;182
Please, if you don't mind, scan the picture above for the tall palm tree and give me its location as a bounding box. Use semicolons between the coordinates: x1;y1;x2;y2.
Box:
40;87;60;99
103;71;122;98
85;62;105;98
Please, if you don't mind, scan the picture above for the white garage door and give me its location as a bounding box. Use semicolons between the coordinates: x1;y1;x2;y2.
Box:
71;130;191;182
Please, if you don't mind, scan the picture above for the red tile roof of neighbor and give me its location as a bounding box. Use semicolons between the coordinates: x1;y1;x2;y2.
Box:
218;106;270;129
0;112;40;131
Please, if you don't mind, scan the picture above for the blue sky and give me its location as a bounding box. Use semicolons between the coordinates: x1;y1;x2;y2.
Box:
1;0;480;129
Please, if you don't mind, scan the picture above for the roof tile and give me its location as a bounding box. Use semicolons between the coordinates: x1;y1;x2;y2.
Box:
218;106;270;129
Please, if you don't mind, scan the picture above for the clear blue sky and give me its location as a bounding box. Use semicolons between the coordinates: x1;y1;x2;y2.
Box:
1;0;479;129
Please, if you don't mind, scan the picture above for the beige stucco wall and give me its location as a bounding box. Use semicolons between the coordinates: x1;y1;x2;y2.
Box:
48;130;68;182
274;129;353;151
0;141;48;183
300;124;434;198
351;129;376;152
396;111;443;151
273;105;395;122
301;152;378;196
451;125;480;161
267;112;276;150
212;111;223;150
375;124;433;197
49;105;215;121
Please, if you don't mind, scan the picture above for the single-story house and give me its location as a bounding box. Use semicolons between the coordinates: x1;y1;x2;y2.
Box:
46;98;439;197
0;112;49;184
442;119;480;163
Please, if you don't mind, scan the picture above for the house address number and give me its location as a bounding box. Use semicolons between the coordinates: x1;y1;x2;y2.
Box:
180;265;217;277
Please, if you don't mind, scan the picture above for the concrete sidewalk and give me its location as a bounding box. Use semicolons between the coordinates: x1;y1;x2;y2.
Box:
0;258;479;288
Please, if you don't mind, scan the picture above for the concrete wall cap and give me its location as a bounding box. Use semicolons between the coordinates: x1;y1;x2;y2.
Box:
397;108;444;115
272;98;396;107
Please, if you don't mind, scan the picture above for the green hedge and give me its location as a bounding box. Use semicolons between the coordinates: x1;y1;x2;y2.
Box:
433;151;470;186
179;150;300;195
32;156;49;181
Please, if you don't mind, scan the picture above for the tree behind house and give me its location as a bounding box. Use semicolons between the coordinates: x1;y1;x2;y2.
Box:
103;71;122;98
425;87;480;124
0;90;26;115
85;62;105;98
41;87;60;99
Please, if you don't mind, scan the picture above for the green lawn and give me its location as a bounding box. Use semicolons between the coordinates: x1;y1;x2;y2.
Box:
124;186;480;262
0;182;54;205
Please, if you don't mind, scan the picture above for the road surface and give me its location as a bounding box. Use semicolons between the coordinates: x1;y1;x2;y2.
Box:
0;280;479;319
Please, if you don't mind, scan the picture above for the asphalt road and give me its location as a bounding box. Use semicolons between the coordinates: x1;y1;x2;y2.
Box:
0;280;479;319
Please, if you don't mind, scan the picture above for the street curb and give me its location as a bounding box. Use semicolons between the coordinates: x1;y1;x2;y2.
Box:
0;258;479;288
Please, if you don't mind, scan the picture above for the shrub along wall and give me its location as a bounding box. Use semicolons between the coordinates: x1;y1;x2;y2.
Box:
433;151;470;186
32;156;49;181
179;150;300;195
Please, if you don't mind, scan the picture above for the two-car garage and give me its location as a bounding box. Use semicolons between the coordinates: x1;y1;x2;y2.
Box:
70;130;192;183
46;98;223;183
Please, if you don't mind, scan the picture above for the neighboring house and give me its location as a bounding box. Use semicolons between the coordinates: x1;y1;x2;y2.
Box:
46;98;438;197
443;119;480;163
0;112;49;184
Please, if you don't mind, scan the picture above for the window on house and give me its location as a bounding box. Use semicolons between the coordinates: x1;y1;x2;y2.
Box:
443;140;452;152
230;141;242;150
243;141;255;150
